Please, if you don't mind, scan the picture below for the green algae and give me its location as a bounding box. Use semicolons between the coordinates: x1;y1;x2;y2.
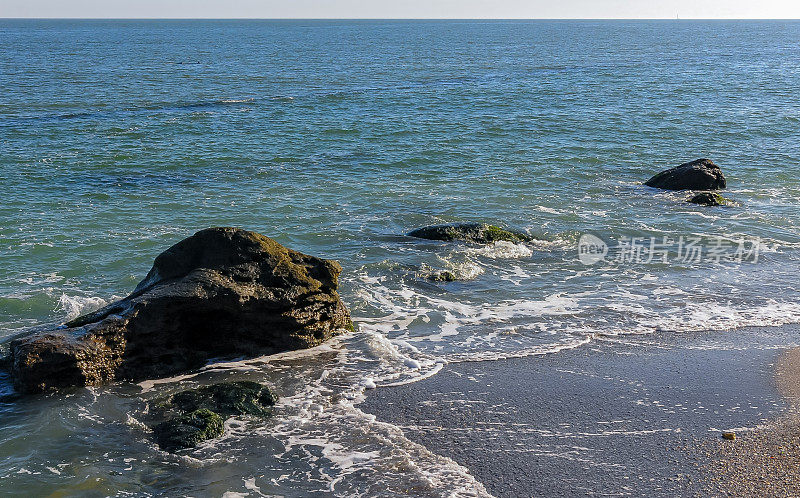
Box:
154;408;224;452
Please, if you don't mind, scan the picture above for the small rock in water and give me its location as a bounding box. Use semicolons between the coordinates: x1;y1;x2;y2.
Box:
645;159;726;191
408;223;531;244
169;381;278;417
688;192;731;206
427;271;457;282
722;432;737;440
152;381;278;452
154;408;224;453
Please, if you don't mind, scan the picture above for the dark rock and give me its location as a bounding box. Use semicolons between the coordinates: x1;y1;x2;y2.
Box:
154;408;225;452
9;227;352;393
688;192;730;207
151;381;278;452
169;381;277;417
427;271;457;282
645;159;726;191
408;223;531;244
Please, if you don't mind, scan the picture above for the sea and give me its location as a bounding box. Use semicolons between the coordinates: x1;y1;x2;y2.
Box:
1;19;799;496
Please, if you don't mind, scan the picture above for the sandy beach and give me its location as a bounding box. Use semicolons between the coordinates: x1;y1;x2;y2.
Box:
362;326;799;496
700;346;800;496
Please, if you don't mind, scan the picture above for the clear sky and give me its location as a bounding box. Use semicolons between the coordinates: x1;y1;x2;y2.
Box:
3;0;800;19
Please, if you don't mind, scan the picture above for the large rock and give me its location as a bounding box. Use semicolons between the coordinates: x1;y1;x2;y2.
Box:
645;159;726;191
408;223;531;244
8;227;352;393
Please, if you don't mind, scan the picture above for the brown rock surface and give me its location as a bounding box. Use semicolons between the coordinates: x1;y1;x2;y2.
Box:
9;227;352;393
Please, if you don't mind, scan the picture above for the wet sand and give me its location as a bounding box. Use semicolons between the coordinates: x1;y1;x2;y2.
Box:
361;326;799;497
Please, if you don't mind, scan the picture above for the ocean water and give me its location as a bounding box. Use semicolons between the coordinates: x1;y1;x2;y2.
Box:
1;19;800;496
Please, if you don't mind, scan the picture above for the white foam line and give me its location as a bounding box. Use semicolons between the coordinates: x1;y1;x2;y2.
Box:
137;331;355;391
380;361;445;387
710;424;773;433
446;335;593;363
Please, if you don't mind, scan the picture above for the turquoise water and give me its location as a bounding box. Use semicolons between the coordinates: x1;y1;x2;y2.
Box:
1;19;800;496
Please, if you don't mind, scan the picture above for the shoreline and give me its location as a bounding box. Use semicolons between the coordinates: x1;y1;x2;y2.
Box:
360;325;799;496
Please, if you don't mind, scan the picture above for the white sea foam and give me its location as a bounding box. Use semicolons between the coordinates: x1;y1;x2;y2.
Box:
449;260;485;279
171;332;493;496
352;267;800;366
535;206;561;214
56;294;109;320
420;259;484;281
262;369;493;497
465;241;533;259
18;272;63;286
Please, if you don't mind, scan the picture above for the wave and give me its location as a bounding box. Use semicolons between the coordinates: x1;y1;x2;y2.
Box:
464;240;533;259
56;294;108;320
1;76;477;126
128;333;489;496
351;267;800;365
0;97;267;126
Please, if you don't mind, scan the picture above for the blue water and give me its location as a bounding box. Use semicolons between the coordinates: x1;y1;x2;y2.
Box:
1;19;800;496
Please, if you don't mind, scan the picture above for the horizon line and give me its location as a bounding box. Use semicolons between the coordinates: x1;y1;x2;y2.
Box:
3;17;800;21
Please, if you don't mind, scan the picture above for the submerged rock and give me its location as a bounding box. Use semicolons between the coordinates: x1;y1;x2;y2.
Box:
169;381;278;417
427;271;457;282
154;408;225;452
688;192;731;206
645;159;726;191
8;227;352;393
408;223;530;244
152;381;278;452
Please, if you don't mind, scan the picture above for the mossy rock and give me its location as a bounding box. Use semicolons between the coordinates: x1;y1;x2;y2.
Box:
408;223;531;244
688;192;731;207
427;271;457;282
154;408;224;452
12;227;351;394
152;381;278;452
169;381;278;417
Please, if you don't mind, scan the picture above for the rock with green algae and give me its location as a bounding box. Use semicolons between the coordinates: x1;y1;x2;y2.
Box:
169;381;278;417
688;192;731;206
152;381;279;452
8;227;352;393
427;271;457;282
154;408;225;452
408;223;531;244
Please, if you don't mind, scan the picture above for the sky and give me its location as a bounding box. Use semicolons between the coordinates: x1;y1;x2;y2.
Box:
3;0;800;19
